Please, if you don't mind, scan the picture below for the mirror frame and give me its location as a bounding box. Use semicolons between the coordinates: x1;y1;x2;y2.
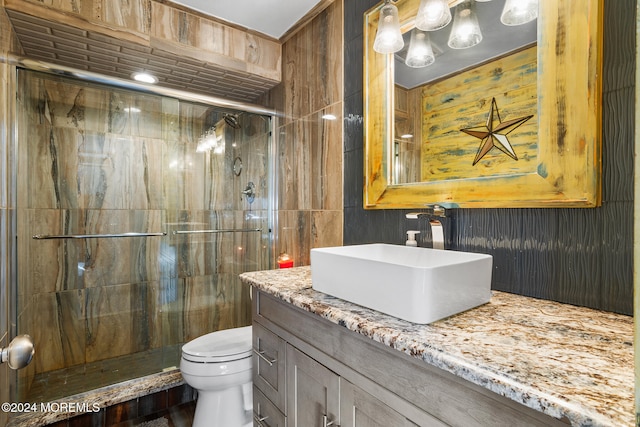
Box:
363;0;603;209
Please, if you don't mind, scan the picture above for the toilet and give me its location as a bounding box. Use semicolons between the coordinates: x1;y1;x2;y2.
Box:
180;326;253;427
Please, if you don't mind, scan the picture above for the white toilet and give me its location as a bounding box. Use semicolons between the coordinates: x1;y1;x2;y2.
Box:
180;326;253;427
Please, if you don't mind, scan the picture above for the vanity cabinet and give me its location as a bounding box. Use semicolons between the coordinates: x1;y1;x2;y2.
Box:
253;318;413;427
251;289;567;427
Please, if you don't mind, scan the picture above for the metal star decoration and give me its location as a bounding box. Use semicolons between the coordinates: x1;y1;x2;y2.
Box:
461;98;533;166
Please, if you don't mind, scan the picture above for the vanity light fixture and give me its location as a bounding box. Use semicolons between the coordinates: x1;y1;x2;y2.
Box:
448;0;483;49
374;0;535;71
373;0;404;54
405;29;435;68
500;0;538;26
131;71;158;84
415;0;451;31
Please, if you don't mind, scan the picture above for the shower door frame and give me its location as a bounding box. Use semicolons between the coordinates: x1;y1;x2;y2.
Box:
6;54;278;400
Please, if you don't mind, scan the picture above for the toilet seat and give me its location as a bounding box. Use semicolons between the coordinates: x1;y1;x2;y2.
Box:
182;325;252;363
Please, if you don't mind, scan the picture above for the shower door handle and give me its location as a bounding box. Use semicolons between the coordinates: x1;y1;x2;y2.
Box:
32;232;167;239
173;228;261;235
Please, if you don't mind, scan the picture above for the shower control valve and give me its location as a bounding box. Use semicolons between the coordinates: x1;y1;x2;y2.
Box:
242;182;256;204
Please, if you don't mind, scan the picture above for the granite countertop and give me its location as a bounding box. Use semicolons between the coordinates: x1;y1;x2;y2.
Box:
240;266;634;427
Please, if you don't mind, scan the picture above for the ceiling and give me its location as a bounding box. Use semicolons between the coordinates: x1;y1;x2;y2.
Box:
7;9;279;103
169;0;324;39
7;0;326;104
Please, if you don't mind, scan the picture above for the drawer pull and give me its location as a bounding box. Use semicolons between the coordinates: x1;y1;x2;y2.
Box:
323;414;338;427
253;348;277;366
253;414;270;427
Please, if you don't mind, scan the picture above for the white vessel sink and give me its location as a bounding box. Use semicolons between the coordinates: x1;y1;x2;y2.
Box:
310;244;493;324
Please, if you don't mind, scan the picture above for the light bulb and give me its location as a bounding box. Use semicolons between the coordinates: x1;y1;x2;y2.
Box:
373;0;404;54
501;0;538;26
131;72;158;84
405;29;435;68
415;0;452;32
448;0;483;49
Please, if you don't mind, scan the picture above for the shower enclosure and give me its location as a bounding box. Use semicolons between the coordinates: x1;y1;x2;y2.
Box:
12;67;274;402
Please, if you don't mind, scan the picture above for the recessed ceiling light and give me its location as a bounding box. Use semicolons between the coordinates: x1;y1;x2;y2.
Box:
132;72;158;84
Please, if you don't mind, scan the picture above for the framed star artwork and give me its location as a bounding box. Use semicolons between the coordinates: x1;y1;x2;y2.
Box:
364;1;603;208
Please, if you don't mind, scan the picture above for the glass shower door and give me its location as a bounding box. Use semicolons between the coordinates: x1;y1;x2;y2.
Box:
14;69;271;402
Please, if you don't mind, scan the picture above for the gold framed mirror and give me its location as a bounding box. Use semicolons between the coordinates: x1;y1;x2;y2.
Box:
364;0;603;208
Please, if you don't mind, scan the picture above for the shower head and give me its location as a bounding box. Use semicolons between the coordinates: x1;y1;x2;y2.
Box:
223;113;240;129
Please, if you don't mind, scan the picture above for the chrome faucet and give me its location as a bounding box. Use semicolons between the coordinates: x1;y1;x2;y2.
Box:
406;205;446;250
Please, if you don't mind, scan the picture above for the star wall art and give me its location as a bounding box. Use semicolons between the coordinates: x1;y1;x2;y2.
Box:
461;98;533;166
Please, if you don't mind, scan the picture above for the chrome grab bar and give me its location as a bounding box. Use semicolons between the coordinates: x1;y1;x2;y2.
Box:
33;228;262;239
32;232;167;240
173;228;262;235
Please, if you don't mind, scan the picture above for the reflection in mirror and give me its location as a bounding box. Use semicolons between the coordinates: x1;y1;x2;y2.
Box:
394;0;536;89
392;0;536;185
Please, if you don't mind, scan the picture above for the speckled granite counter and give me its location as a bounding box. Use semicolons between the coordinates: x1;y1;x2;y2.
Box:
240;266;634;427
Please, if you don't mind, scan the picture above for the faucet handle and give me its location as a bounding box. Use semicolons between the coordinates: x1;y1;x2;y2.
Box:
432;204;445;217
406;204;446;219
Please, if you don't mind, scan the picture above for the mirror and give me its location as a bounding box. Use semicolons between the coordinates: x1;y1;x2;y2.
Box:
364;0;603;208
394;1;536;92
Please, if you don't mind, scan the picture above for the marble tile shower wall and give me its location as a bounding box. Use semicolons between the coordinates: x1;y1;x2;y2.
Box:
13;71;269;395
344;0;634;315
262;0;344;266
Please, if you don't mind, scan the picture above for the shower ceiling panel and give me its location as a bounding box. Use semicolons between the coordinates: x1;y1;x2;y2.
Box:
6;9;277;103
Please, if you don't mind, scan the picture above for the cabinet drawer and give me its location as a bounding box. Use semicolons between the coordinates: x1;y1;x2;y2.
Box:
254;386;287;427
253;321;287;411
341;379;425;427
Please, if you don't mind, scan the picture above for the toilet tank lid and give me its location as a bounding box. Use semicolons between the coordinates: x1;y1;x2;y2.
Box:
182;326;252;361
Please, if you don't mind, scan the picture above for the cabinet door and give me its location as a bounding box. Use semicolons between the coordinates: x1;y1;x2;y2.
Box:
286;345;340;427
254;386;287;427
253;322;287;411
340;379;420;427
